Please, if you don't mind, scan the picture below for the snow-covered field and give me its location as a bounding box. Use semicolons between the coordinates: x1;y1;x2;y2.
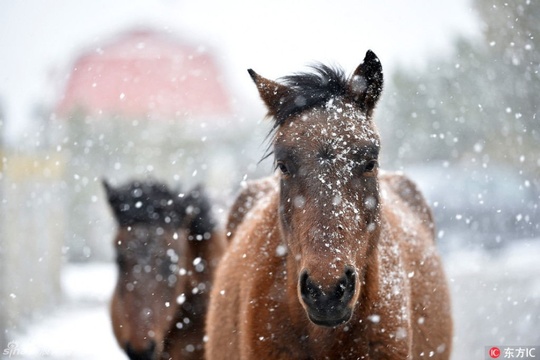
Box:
4;264;125;359
446;240;540;359
4;240;540;360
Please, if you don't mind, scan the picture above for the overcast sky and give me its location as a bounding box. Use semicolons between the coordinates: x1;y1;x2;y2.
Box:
0;0;481;144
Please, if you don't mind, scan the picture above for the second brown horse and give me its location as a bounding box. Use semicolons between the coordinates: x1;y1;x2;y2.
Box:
105;180;225;360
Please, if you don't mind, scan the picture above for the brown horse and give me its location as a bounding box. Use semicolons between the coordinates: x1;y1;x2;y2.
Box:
104;180;226;360
206;51;453;359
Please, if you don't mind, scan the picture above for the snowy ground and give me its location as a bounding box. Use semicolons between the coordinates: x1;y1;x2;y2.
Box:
445;239;540;359
3;240;540;360
4;264;125;359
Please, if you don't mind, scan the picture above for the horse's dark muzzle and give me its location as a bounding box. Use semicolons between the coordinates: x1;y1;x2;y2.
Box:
125;340;157;360
299;266;356;327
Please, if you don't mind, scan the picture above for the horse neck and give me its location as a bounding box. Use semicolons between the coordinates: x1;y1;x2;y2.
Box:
192;229;224;263
186;230;226;298
172;231;224;329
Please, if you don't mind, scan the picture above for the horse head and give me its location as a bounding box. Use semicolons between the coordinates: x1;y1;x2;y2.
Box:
104;179;189;359
249;50;384;327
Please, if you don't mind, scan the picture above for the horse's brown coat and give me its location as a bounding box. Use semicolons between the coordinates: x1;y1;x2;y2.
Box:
206;51;452;359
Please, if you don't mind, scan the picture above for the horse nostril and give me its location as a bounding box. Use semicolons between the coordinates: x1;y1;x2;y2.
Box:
335;281;345;298
300;270;320;304
147;341;156;356
126;340;157;360
339;266;356;302
300;270;310;300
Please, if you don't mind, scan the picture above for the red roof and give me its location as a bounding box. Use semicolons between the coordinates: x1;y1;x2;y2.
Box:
56;29;232;119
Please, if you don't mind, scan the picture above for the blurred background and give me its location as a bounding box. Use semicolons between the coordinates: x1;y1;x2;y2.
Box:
0;0;538;359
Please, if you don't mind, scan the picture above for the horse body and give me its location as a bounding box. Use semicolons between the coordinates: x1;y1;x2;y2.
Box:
105;180;226;360
206;51;452;359
207;174;451;359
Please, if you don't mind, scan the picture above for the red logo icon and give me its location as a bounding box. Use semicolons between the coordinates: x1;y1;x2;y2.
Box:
489;347;501;358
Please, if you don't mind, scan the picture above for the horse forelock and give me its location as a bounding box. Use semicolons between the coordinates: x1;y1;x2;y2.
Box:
273;64;349;128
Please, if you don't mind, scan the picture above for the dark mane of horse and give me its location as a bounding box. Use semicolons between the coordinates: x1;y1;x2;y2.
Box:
274;64;349;127
104;180;183;227
257;64;350;162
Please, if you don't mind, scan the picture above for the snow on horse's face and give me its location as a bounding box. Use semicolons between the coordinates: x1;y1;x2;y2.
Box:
250;51;383;326
274;102;381;326
113;224;188;357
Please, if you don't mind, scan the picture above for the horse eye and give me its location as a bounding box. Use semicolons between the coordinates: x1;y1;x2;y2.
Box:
364;160;378;173
276;161;290;176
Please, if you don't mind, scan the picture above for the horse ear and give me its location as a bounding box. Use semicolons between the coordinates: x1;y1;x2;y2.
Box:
102;179;122;224
248;69;290;117
349;50;383;115
101;178;120;211
102;178;115;203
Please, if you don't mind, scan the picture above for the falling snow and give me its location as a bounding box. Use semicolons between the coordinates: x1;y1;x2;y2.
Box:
1;0;539;358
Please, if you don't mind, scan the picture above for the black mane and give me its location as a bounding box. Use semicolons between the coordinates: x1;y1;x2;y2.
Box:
104;180;183;227
274;64;349;127
104;180;217;237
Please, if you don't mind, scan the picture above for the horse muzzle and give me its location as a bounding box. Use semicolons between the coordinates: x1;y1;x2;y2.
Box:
299;266;357;327
125;340;157;360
